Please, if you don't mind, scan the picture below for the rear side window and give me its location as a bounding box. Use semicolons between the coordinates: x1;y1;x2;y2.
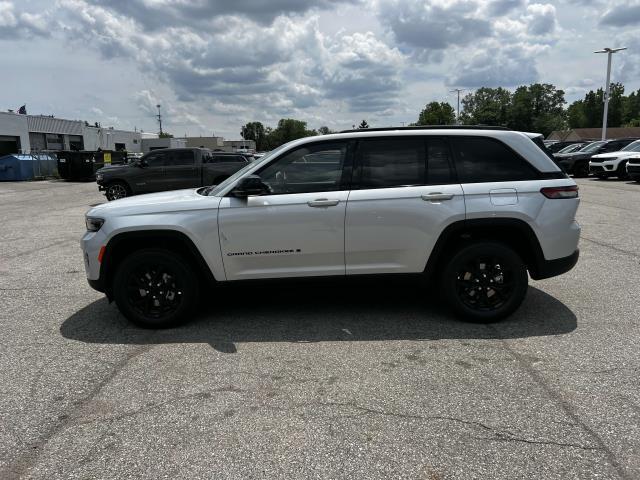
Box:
450;137;538;183
166;151;195;166
427;138;453;185
359;138;425;188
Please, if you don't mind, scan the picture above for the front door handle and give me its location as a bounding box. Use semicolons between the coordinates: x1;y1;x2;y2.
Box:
421;193;454;201
308;199;340;207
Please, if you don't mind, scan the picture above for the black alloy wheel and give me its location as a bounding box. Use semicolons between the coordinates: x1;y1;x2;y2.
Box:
616;161;629;180
441;242;528;323
113;249;199;328
106;182;129;201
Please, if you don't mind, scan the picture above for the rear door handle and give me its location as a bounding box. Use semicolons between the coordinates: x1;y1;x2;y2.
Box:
421;193;454;201
308;199;340;207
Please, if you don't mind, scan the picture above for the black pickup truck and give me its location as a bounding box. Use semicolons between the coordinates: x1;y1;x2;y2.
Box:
96;148;252;200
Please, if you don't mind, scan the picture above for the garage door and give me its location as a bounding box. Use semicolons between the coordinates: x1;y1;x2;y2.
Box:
0;136;20;156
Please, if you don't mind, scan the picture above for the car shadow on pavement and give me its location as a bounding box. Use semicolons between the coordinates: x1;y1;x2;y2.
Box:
61;281;577;353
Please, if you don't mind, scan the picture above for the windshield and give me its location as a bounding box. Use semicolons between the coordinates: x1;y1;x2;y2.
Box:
621;140;640;152
205;143;290;196
580;141;606;153
558;144;582;153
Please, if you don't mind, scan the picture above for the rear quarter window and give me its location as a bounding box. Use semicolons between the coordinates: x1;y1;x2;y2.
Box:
450;136;539;183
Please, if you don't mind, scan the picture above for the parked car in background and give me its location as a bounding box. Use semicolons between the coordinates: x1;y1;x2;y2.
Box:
554;138;638;177
589;139;640;179
96;148;253;200
556;143;586;154
627;155;640;182
546;140;585;154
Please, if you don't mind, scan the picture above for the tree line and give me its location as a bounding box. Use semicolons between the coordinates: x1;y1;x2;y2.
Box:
416;82;640;136
240;83;640;149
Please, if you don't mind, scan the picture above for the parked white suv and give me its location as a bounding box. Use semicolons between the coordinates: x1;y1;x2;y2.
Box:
627;155;640;181
81;127;580;328
589;139;640;179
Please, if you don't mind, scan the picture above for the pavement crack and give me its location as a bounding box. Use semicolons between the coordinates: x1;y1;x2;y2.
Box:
0;344;154;480
580;235;639;259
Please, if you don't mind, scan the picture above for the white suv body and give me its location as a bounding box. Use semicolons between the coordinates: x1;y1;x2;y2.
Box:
589;139;640;178
627;155;640;181
82;128;580;326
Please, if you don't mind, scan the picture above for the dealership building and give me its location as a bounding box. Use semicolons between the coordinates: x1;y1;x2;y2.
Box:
0;111;145;156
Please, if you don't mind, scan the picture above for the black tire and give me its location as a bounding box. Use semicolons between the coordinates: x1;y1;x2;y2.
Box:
616;161;629;180
573;161;589;178
105;181;130;201
113;249;200;328
441;242;528;323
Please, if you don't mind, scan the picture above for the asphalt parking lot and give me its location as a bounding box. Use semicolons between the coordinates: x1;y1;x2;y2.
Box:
1;178;639;479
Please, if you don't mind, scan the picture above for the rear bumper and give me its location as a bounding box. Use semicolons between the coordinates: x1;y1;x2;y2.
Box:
531;249;579;280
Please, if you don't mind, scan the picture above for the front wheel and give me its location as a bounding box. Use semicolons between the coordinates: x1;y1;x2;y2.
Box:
113;249;200;328
616;161;629;180
441;242;528;323
105;181;130;201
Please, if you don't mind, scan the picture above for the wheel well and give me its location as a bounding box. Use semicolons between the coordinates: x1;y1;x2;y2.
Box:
424;219;544;280
100;230;215;299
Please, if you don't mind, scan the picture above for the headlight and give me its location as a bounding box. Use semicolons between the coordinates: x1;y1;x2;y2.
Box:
96;173;103;181
85;217;104;232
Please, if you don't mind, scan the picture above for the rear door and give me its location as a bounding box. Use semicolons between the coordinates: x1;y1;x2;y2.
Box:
345;136;465;275
163;150;199;189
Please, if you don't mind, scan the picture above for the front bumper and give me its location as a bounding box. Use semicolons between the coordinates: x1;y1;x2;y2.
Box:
589;162;616;175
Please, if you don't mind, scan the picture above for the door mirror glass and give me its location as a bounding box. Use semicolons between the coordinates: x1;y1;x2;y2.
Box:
231;175;271;197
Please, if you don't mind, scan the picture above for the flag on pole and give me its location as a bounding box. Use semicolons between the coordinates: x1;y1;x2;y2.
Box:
18;105;27;114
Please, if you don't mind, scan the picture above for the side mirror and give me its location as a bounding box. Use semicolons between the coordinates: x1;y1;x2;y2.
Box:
136;159;147;168
231;175;270;197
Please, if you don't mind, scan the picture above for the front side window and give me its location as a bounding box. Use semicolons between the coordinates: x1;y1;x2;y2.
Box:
144;152;166;167
258;142;347;194
450;136;538;183
622;140;640;152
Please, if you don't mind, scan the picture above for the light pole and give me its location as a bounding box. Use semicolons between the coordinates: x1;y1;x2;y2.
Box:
156;104;163;135
594;47;626;141
450;88;465;124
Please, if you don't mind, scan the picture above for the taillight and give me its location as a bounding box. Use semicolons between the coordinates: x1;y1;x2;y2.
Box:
540;185;579;199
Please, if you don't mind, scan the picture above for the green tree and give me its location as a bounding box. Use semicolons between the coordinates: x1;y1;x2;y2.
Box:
567;100;587;128
622;89;640;125
318;126;334;135
460;87;512;126
607;82;625;128
416;102;456;125
241;121;268;150
158;132;173;138
358;120;369;129
509;83;566;135
265;119;316;148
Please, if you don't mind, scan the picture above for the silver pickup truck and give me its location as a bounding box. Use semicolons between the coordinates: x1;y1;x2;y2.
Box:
96;148;252;200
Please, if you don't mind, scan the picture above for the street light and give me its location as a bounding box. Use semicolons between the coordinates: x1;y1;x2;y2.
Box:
594;47;626;141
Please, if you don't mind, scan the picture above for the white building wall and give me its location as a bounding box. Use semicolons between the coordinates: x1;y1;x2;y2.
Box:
0;112;30;152
82;126;142;152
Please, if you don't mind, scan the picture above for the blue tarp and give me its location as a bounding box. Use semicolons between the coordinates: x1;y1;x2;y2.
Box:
0;154;58;181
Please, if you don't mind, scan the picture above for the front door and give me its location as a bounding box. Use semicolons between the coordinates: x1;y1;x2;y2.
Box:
345;136;466;274
135;151;166;193
218;141;352;280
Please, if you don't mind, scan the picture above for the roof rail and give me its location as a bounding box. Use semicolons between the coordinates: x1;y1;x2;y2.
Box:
338;125;511;133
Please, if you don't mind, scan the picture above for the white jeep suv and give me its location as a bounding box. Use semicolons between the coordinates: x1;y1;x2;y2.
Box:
81;127;580;328
589;139;640;179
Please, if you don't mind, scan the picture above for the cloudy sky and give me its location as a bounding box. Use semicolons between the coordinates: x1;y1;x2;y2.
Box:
1;0;639;138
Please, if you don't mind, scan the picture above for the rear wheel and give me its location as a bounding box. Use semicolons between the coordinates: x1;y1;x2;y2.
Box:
441;242;528;323
113;249;200;328
105;181;130;201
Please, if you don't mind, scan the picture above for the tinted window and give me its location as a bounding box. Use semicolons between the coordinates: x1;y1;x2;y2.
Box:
427;138;453;184
451;137;538;183
258;142;347;194
166;151;195;166
359;138;425;188
144;152;166;167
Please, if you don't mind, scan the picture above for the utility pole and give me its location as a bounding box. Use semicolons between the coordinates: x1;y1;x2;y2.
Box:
450;88;465;124
594;47;626;141
156;104;163;135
